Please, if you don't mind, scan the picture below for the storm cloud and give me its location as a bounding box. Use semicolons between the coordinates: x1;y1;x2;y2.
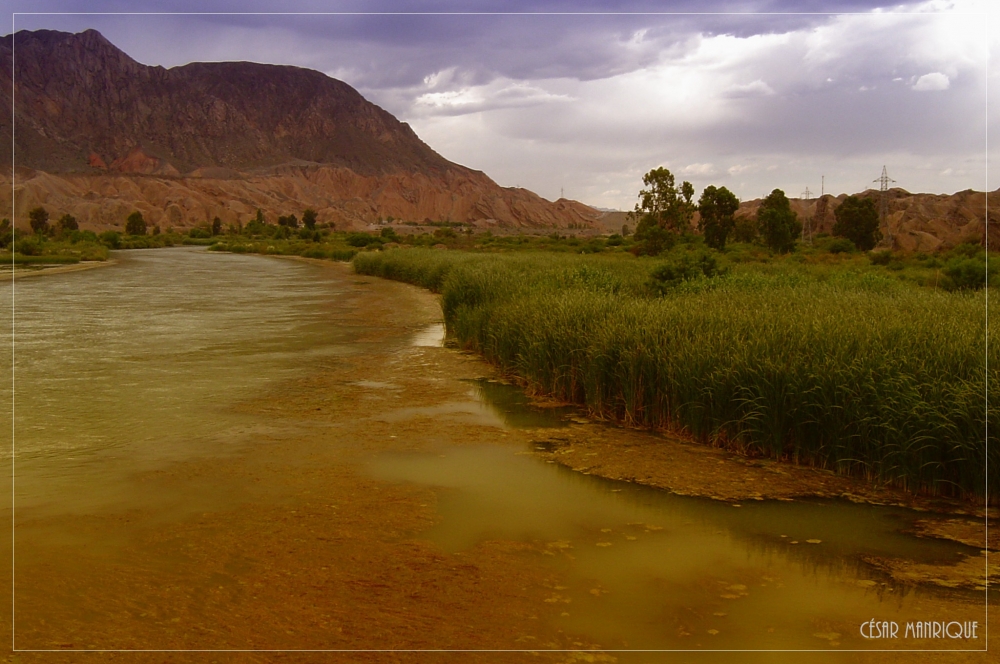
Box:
10;0;994;208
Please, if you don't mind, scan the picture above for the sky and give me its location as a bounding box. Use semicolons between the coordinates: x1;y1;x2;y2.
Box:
7;1;997;209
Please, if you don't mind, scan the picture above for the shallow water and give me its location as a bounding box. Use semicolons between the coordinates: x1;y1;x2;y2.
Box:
0;247;990;655
372;443;985;650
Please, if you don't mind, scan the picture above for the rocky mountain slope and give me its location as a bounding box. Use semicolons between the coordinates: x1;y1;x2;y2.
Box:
0;29;599;231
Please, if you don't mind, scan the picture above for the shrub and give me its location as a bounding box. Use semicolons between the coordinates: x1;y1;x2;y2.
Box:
98;231;121;249
943;256;988;290
649;251;727;292
826;238;855;254
869;250;893;266
125;211;147;236
14;237;42;255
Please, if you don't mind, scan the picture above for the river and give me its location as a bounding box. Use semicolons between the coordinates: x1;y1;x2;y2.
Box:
0;247;992;662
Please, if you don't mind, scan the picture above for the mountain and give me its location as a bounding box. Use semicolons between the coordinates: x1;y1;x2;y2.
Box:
0;29;599;231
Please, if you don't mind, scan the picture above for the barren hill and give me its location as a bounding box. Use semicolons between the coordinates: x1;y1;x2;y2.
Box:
0;29;599;231
596;188;995;251
737;189;996;252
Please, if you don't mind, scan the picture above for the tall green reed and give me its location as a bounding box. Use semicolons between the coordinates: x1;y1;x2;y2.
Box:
354;249;996;501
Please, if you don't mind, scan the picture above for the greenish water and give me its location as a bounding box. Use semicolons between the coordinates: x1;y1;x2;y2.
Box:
372;444;987;650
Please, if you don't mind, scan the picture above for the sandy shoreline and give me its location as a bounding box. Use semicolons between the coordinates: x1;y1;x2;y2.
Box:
4;258;117;279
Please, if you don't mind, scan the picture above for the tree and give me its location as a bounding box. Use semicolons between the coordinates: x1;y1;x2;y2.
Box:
757;189;801;254
29;207;50;235
58;214;79;233
212;216;222;236
631;167;695;256
697;185;740;250
302;208;318;230
125;211;147;236
832;195;881;251
278;214;299;229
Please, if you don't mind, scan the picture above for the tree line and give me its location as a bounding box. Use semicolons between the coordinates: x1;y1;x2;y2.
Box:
629;167;882;256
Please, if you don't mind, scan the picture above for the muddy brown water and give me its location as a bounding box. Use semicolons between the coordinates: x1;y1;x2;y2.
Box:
0;247;992;662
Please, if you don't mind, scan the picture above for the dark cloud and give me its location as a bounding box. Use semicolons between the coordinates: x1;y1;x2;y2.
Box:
6;1;992;204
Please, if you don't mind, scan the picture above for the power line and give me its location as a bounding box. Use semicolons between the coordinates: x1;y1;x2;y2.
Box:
800;186;813;245
873;166;895;247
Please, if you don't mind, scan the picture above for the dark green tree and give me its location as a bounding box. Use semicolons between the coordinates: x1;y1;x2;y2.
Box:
278;214;299;229
28;207;50;235
757;189;801;254
631;167;695;256
125;211;147;236
832;195;881;251
697;185;740;250
302;208;318;230
212;216;222;236
58;214;79;233
0;218;11;249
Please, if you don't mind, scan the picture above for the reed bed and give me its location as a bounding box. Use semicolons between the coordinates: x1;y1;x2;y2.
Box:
354;249;996;500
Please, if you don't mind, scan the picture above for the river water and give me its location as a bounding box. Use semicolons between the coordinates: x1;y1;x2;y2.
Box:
0;247;991;659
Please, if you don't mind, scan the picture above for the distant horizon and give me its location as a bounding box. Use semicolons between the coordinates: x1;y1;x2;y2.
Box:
7;1;995;209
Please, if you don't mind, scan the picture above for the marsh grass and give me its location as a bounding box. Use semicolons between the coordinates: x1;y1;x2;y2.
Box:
355;248;996;501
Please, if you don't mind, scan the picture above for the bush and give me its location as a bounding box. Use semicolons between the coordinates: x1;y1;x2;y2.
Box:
188;228;212;239
14;237;43;255
649;251;727;292
869;250;893;266
347;232;381;248
99;231;121;249
943;256;988;290
125;211;147;236
826;238;855;254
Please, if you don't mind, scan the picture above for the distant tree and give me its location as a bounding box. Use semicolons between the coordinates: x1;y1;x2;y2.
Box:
58;213;79;233
697;185;740;250
152;225;161;236
832;195;881;251
278;214;299;229
0;218;11;249
125;211;147;236
302;208;318;230
29;207;50;235
757;189;801;254
731;215;759;244
621;223;630;237
630;167;695;256
212;216;222;236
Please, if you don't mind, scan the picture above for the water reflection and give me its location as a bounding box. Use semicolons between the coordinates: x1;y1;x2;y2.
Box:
469;378;573;428
372;444;985;650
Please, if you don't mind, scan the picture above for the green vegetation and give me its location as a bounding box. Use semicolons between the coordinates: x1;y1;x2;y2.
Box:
697;185;739;250
757;189;801;254
28;207;50;235
833;195;881;250
125;211;147;236
354;247;996;501
630;167;695;256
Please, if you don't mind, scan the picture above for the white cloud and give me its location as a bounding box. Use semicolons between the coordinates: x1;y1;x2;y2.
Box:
723;79;775;98
413;78;574;116
680;163;717;176
912;72;951;91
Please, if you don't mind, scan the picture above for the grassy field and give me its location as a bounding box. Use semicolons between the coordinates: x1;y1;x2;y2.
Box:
354;247;996;502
